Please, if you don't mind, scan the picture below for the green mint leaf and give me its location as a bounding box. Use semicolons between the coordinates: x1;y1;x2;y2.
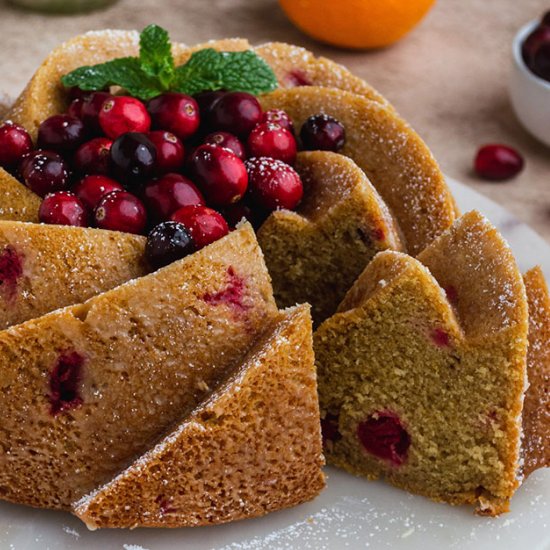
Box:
173;49;278;96
139;24;174;90
62;57;163;100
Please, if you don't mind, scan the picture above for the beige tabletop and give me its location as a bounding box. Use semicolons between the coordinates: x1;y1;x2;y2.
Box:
0;0;548;241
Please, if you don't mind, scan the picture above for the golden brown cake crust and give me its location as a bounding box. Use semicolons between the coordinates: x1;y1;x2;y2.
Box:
73;305;325;529
259;87;457;256
0;168;40;223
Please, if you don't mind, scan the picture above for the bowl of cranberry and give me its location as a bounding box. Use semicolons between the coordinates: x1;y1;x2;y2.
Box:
510;12;550;147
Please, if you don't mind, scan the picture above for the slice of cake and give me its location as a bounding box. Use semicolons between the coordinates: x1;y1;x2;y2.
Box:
260;87;458;256
73;304;325;529
258;151;403;324
314;211;530;515
0;221;148;329
0;223;278;510
0;167;40;222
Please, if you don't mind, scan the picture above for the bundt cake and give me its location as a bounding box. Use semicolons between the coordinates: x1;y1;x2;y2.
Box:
258;150;403;324
73;304;325;528
0;167;40;222
0;220;147;329
314;211;532;515
0;223;279;509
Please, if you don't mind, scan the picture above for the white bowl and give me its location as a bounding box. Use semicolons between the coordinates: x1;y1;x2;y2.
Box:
509;20;550;147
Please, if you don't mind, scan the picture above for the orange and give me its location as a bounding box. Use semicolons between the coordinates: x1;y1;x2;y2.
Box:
278;0;436;50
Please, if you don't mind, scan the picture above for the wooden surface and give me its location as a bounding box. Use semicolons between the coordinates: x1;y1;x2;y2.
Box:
0;0;548;241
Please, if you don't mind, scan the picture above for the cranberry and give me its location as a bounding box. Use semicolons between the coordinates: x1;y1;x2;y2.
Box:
189;144;248;206
99;96;151;139
247;122;297;164
532;41;550;81
209;92;262;137
48;351;84;415
202;266;247;313
202;131;246;159
357;412;410;466
73;175;124;210
522;26;550;66
94;191;147;234
194;90;226;119
20;150;70;197
0;122;33;169
39;191;89;227
73;137;113;176
474;144;524;181
221;201;255;228
68;98;84;119
80;91;112;134
110;132;157;186
142;173;204;221
146;221;195;268
146;131;185;174
431;328;451;348
67;86;92;102
286;70;312;87
0;245;23;303
170;205;229;249
37;114;86;154
300;114;345;152
260;109;294;134
245;157;303;211
147;93;200;141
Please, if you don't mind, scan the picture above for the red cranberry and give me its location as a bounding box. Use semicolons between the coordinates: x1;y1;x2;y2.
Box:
189;144;248;206
110;132;157;186
48;351;84;415
147;93;200;141
0;245;23;303
170;205;229;249
194;90;226;119
73;137;113;175
68;98;84;119
357;412;410;466
532;41;550;81
142;173;204;221
260;109;294;134
431;327;451;348
146;131;185;174
247;122;297;164
202;266;247;313
300;114;345;152
94;191;147;234
202;131;245;159
80;91;112;134
286;70;312;87
474;144;524;181
39;191;89;227
20;150;70;197
73;175;124;210
37;114;86;154
245;157;303;211
209;92;262;137
146;221;195;268
99;96;151;139
0;122;33;169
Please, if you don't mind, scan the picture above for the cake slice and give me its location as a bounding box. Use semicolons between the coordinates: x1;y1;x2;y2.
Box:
0;221;148;329
258;151;403;324
0;167;40;222
73;304;325;529
314;211;530;515
0;223;277;510
260;87;458;255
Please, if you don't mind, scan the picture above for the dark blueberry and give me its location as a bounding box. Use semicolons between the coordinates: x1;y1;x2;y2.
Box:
300;114;346;152
110;132;157;188
146;221;195;268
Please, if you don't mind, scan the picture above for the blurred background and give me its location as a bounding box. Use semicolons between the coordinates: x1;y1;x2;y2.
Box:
0;0;549;240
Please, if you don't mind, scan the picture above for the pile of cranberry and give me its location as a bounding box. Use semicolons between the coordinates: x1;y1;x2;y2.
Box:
0;88;345;267
522;10;550;82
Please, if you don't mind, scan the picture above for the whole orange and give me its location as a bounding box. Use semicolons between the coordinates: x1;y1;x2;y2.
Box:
278;0;436;49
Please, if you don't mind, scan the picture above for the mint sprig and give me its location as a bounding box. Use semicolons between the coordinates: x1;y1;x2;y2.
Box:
62;25;278;100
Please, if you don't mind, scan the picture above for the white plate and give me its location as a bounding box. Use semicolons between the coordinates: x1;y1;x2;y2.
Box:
1;178;549;550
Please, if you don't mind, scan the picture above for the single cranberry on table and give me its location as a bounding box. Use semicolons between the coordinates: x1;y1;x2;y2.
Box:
247;122;297;165
0;122;33;169
73;137;113;176
188;144;248;206
300;114;346;152
208;91;262;137
20;150;71;197
146;221;195;268
170;205;229;250
39;191;89;227
37;114;87;155
80;91;112;134
110;132;157;187
147;131;185;174
147;93;200;141
260;109;295;134
73;175;124;210
142;173;204;221
202;131;246;159
474;144;524;181
94;191;147;234
99;96;151;139
245;157;303;211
